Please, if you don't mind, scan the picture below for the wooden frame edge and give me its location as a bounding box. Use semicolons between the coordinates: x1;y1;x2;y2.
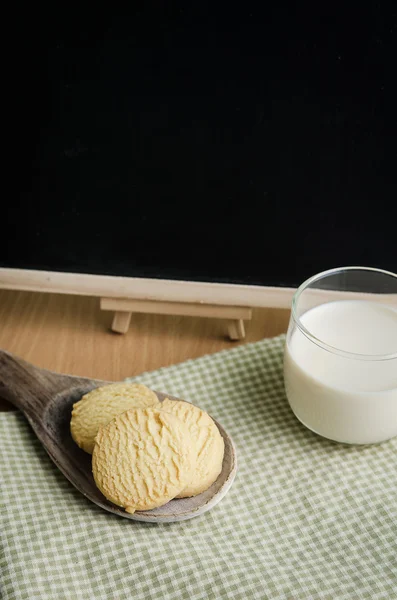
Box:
0;268;295;309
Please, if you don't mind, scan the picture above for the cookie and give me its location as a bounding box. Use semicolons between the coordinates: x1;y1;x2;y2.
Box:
70;383;160;453
161;398;224;498
92;407;196;513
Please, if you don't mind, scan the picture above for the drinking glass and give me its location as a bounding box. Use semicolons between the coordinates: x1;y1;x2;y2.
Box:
284;267;397;444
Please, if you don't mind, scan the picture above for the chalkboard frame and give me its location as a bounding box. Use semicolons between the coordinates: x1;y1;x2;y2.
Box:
0;268;295;308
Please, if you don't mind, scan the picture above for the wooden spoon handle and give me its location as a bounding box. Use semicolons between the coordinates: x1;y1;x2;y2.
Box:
0;349;68;418
0;349;105;427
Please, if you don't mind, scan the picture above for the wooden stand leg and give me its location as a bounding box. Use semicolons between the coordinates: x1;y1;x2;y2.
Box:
111;311;132;334
101;297;252;338
228;319;245;340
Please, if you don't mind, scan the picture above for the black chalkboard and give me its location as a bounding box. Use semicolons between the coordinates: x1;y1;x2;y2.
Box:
5;4;397;287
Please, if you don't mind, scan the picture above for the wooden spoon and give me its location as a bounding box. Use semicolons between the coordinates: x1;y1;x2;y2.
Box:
0;349;237;522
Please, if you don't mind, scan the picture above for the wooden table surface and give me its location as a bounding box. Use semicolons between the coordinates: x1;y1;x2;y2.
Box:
0;290;290;410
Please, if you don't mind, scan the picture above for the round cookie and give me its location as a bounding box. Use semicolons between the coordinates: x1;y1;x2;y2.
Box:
92;407;196;513
70;383;160;453
161;398;224;498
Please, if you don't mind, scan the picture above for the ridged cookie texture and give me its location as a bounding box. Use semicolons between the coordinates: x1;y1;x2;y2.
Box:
92;407;196;513
70;383;160;453
161;399;224;498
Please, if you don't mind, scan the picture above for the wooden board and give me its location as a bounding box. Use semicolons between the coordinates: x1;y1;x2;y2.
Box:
0;290;291;411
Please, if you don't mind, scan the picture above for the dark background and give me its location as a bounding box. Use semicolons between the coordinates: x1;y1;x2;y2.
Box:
4;3;397;286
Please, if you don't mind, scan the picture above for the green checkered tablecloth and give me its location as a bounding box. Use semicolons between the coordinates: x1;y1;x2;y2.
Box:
1;334;396;599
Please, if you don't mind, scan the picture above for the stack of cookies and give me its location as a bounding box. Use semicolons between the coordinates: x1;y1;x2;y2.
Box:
70;383;224;514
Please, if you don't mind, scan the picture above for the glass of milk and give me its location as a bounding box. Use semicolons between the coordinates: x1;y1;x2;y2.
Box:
284;267;397;444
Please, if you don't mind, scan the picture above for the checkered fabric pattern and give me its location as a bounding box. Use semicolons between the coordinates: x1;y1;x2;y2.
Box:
1;334;396;599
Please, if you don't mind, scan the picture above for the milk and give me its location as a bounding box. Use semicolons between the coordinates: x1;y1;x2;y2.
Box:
284;300;397;444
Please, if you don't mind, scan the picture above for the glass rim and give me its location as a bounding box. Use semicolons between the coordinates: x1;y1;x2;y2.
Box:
291;266;397;361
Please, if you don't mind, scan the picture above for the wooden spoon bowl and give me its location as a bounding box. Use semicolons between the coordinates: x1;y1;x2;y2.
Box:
0;350;237;522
